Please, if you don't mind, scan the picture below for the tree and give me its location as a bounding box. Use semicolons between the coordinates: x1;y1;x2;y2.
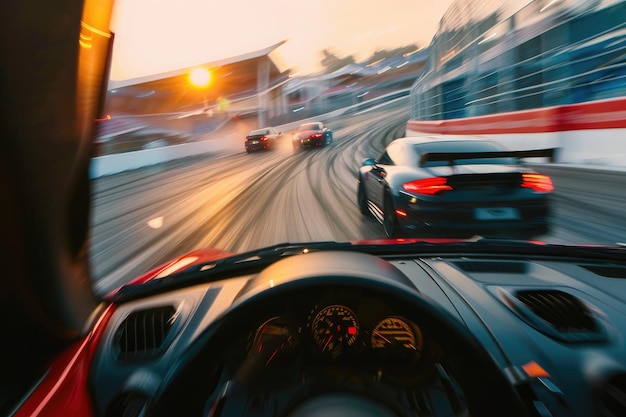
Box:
320;49;356;73
366;44;422;63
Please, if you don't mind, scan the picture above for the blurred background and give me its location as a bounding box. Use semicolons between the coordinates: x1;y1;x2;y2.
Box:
89;0;626;295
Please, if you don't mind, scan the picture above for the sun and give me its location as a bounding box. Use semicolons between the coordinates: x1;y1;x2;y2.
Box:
189;67;211;88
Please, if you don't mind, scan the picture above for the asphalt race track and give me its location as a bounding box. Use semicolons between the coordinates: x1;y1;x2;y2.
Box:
90;100;626;295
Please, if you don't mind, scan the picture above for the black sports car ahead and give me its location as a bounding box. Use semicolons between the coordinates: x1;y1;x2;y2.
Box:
292;122;333;150
357;137;555;238
245;127;282;152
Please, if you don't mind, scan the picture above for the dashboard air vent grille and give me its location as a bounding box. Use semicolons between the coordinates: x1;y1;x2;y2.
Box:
115;306;177;361
498;288;607;343
454;261;527;274
516;290;597;333
581;265;626;278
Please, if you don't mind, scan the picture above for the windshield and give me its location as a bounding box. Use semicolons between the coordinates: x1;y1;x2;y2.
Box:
90;0;626;294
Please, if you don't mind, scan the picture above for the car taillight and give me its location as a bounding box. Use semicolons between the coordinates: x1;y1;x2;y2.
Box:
521;174;554;193
260;136;268;141
402;177;452;195
311;133;323;138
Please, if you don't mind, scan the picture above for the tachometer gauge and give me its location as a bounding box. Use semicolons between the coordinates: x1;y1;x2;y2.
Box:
238;316;299;384
250;316;297;366
311;305;359;357
371;317;422;361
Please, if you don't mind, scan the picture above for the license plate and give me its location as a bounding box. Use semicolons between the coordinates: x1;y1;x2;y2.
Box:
251;140;258;144
474;207;520;220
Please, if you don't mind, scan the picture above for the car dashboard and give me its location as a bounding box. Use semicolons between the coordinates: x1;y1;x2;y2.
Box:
89;249;626;417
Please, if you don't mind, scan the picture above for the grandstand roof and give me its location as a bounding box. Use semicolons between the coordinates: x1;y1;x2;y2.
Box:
108;40;288;90
103;40;290;114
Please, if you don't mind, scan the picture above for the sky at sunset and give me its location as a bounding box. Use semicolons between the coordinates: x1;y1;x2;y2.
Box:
109;0;455;81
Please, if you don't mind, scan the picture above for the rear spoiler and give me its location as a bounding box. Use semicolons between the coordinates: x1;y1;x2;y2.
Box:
419;148;557;167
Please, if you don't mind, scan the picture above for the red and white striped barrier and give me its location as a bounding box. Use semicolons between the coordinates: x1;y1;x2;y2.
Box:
406;97;626;167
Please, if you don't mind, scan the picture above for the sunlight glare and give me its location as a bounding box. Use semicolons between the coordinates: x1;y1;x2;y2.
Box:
189;67;211;88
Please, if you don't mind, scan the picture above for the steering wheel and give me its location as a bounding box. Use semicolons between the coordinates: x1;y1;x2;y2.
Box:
143;252;530;417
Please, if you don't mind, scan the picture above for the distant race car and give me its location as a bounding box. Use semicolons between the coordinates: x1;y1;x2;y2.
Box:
245;127;282;152
357;136;555;238
292;122;333;150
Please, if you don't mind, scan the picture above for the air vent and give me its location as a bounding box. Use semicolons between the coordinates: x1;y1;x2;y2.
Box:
499;289;606;343
595;373;626;417
516;290;597;332
115;306;177;361
581;265;626;279
454;261;527;274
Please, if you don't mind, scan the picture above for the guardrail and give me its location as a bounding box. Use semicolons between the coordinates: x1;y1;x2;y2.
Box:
90;90;411;178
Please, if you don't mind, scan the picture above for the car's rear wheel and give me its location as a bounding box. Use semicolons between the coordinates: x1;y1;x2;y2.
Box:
383;193;401;238
357;181;368;216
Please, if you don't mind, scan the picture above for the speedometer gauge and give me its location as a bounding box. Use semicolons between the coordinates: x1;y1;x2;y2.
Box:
311;305;359;357
371;317;422;360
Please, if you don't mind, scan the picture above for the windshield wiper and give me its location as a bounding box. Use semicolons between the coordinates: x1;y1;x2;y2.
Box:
111;241;353;301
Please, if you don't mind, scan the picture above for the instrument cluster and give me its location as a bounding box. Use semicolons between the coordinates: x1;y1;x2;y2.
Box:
308;304;423;361
246;299;428;382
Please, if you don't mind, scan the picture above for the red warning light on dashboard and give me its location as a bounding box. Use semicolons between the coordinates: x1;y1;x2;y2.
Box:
348;326;357;335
